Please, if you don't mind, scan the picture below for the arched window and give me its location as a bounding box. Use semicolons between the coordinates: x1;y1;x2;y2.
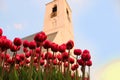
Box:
51;5;57;18
66;9;70;22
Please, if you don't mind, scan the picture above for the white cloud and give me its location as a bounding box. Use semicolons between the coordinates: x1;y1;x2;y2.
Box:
14;24;23;30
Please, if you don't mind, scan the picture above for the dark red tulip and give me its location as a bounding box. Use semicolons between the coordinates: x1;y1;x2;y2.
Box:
34;58;38;63
57;54;62;61
74;49;82;56
62;52;69;61
25;52;31;58
25;59;30;64
13;37;22;46
0;28;3;36
53;59;57;65
77;59;85;66
81;50;91;61
23;40;29;47
86;60;92;66
34;31;47;42
69;57;74;64
40;59;44;66
10;45;18;52
66;40;74;50
59;44;66;52
5;53;10;59
36;47;41;53
71;65;76;71
16;55;21;64
51;43;58;52
0;38;12;50
19;54;25;60
74;63;79;69
43;40;51;49
7;58;14;64
23;47;28;53
64;62;68;67
29;41;36;49
45;52;53;60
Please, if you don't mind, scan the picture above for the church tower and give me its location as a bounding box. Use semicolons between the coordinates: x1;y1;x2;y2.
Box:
43;0;74;44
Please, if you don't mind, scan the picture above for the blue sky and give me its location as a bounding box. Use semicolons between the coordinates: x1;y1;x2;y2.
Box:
0;0;120;80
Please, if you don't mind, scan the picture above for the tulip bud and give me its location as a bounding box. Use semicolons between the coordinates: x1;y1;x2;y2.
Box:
13;37;22;46
66;40;74;50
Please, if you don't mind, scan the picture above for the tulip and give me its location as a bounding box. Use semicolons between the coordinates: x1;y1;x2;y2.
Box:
77;59;85;66
43;40;51;49
34;31;47;42
40;59;44;66
51;42;58;52
0;28;3;36
74;49;82;56
69;57;74;64
86;60;92;66
13;37;22;46
58;44;66;52
62;52;69;61
29;41;36;49
66;40;74;50
81;50;91;61
23;40;29;47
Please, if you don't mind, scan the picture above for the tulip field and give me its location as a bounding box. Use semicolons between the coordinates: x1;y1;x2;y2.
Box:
0;28;92;80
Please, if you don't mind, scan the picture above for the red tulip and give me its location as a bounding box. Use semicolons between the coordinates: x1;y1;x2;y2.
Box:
7;58;13;64
74;49;82;56
23;40;29;47
19;54;25;60
59;44;66;52
64;62;68;67
57;54;62;61
66;40;74;50
45;52;53;60
51;42;58;52
43;40;51;49
10;45;18;52
36;47;41;53
25;59;30;64
29;41;36;49
69;57;74;64
53;59;57;65
0;38;12;50
13;37;22;46
34;31;47;42
77;59;85;66
62;52;69;61
25;52;31;58
40;59;44;66
34;58;38;63
81;50;91;61
23;47;28;53
71;65;76;71
16;55;21;64
86;60;92;66
0;28;3;36
74;63;79;69
5;53;10;59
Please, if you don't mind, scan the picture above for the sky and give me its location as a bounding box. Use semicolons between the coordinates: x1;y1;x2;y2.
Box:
0;0;120;80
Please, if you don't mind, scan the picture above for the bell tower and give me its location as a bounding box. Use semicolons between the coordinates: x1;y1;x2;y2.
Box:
43;0;74;44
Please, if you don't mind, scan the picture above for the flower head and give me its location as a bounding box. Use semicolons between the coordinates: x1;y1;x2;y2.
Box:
13;37;22;46
66;40;74;50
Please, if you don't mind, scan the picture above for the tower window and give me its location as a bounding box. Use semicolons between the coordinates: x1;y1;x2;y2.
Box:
51;5;57;18
52;5;57;12
66;9;70;22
